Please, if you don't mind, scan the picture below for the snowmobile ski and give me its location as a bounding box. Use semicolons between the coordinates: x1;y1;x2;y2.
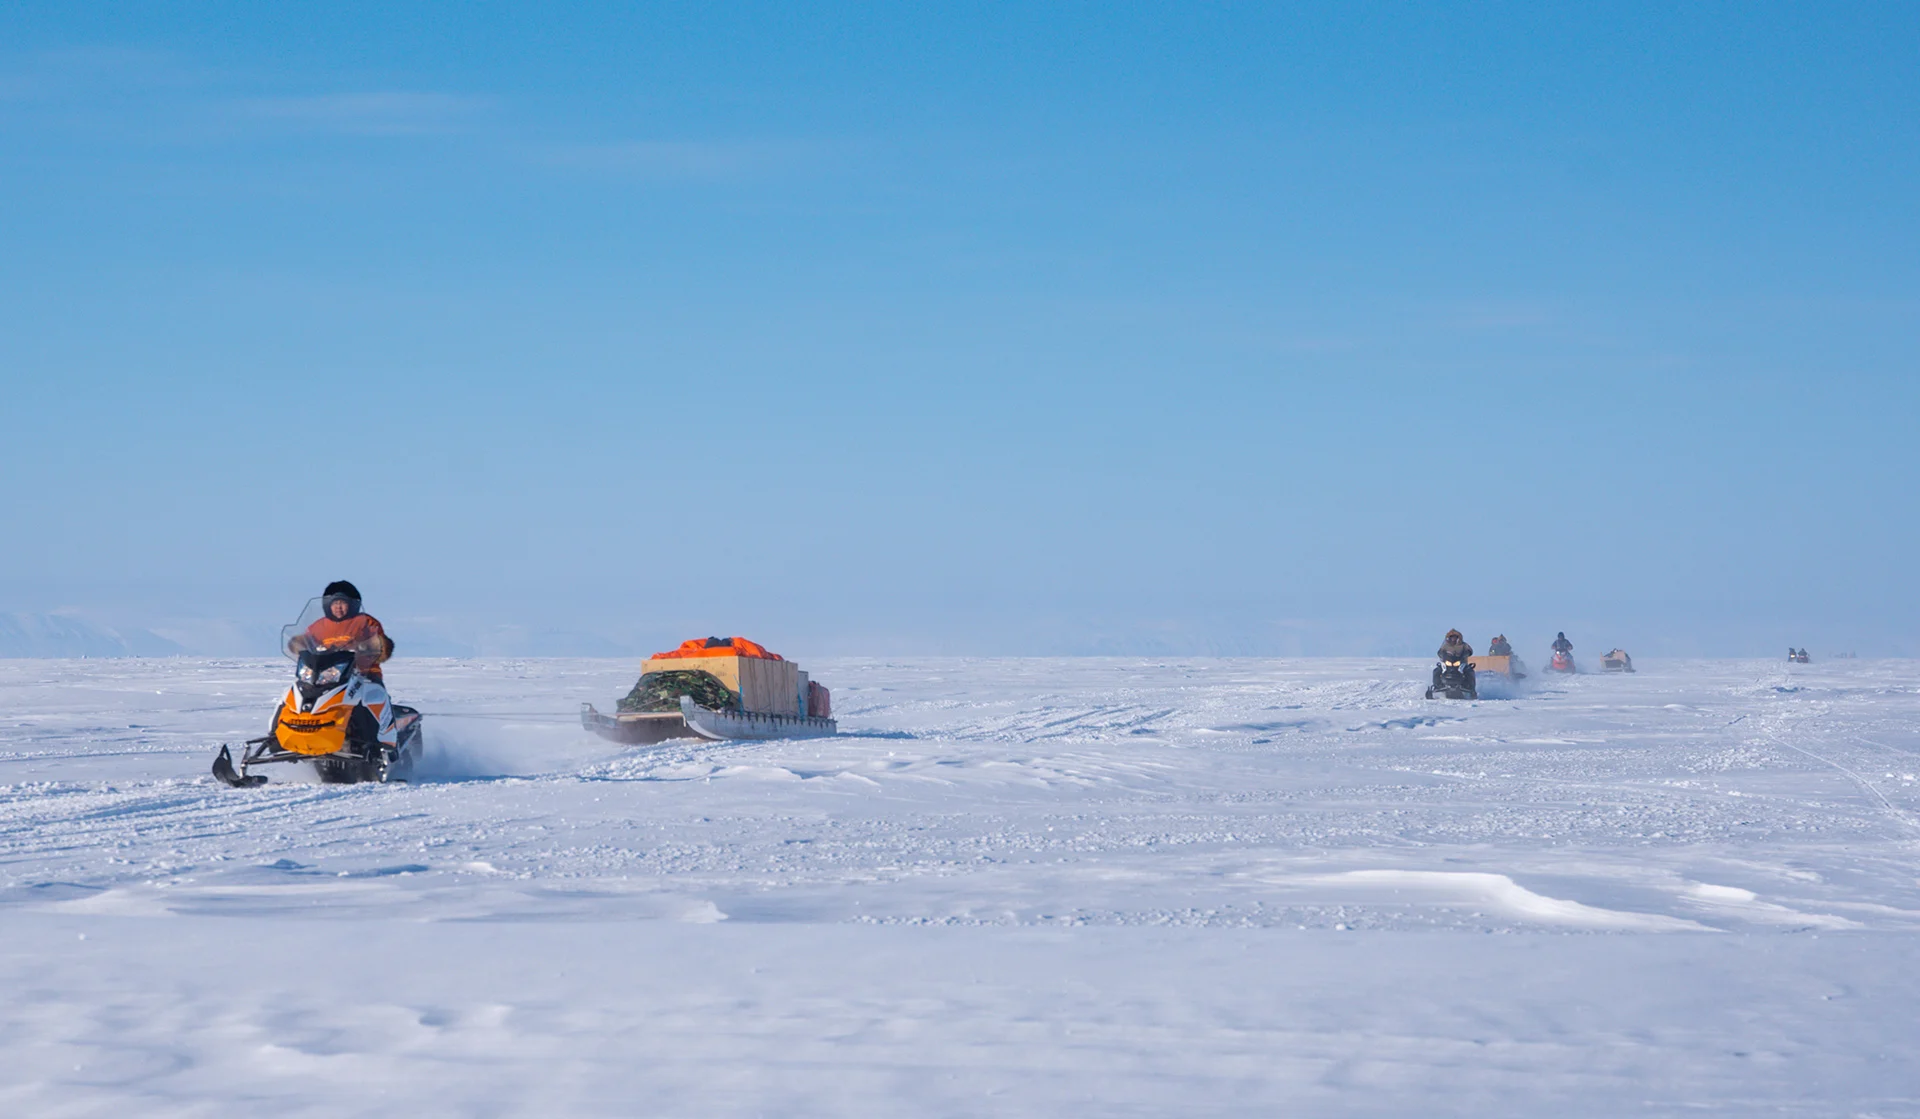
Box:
212;743;268;787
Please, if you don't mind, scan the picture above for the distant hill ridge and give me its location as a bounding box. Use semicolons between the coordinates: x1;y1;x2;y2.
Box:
0;613;182;658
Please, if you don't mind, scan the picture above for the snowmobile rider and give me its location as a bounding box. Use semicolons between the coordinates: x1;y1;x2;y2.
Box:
1488;634;1514;657
1552;632;1573;655
295;580;394;682
1438;629;1473;661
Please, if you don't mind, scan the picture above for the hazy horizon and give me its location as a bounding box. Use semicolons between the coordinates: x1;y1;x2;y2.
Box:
0;603;1889;661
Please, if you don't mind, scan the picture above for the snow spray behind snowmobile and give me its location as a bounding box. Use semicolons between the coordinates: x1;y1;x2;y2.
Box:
212;598;422;787
1426;655;1477;700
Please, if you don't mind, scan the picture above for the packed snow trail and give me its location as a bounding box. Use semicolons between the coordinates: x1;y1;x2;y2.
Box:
2;656;1918;1114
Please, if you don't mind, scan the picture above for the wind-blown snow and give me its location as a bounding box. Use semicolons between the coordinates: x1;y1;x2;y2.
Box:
2;656;1918;1115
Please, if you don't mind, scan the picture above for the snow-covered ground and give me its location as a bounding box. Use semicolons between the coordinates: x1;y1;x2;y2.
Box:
3;656;1918;1115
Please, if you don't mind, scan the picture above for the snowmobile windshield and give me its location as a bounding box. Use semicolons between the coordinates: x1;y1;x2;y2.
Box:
280;596;372;659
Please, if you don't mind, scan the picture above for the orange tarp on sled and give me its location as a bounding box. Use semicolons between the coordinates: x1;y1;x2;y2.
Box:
651;637;784;661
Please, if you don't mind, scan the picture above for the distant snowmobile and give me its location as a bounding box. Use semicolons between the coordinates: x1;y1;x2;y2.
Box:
1789;648;1811;664
1427;655;1477;700
1548;632;1576;674
212;598;423;787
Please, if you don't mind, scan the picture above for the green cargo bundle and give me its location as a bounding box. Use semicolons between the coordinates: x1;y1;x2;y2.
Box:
616;669;739;714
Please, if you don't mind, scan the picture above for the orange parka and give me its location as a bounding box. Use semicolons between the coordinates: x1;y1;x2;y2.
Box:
303;613;394;680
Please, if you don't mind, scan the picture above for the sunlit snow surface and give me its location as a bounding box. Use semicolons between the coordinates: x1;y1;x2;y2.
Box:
3;657;1919;1115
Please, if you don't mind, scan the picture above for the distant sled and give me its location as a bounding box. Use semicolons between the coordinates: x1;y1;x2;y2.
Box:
1469;654;1527;681
583;635;838;744
1467;655;1526;699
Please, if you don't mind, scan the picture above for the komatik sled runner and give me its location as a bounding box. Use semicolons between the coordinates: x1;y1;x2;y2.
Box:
212;597;422;787
583;635;836;744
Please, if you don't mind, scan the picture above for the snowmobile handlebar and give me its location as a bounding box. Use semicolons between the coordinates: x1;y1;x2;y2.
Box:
285;632;387;658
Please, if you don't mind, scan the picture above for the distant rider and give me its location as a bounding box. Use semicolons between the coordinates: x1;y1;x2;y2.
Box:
295;580;394;682
1552;632;1573;655
1488;634;1513;657
1439;629;1473;661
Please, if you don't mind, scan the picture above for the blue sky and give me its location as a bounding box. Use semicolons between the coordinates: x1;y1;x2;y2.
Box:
2;2;1916;656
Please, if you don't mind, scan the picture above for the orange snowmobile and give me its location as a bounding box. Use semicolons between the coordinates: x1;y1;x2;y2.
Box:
212;597;423;787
